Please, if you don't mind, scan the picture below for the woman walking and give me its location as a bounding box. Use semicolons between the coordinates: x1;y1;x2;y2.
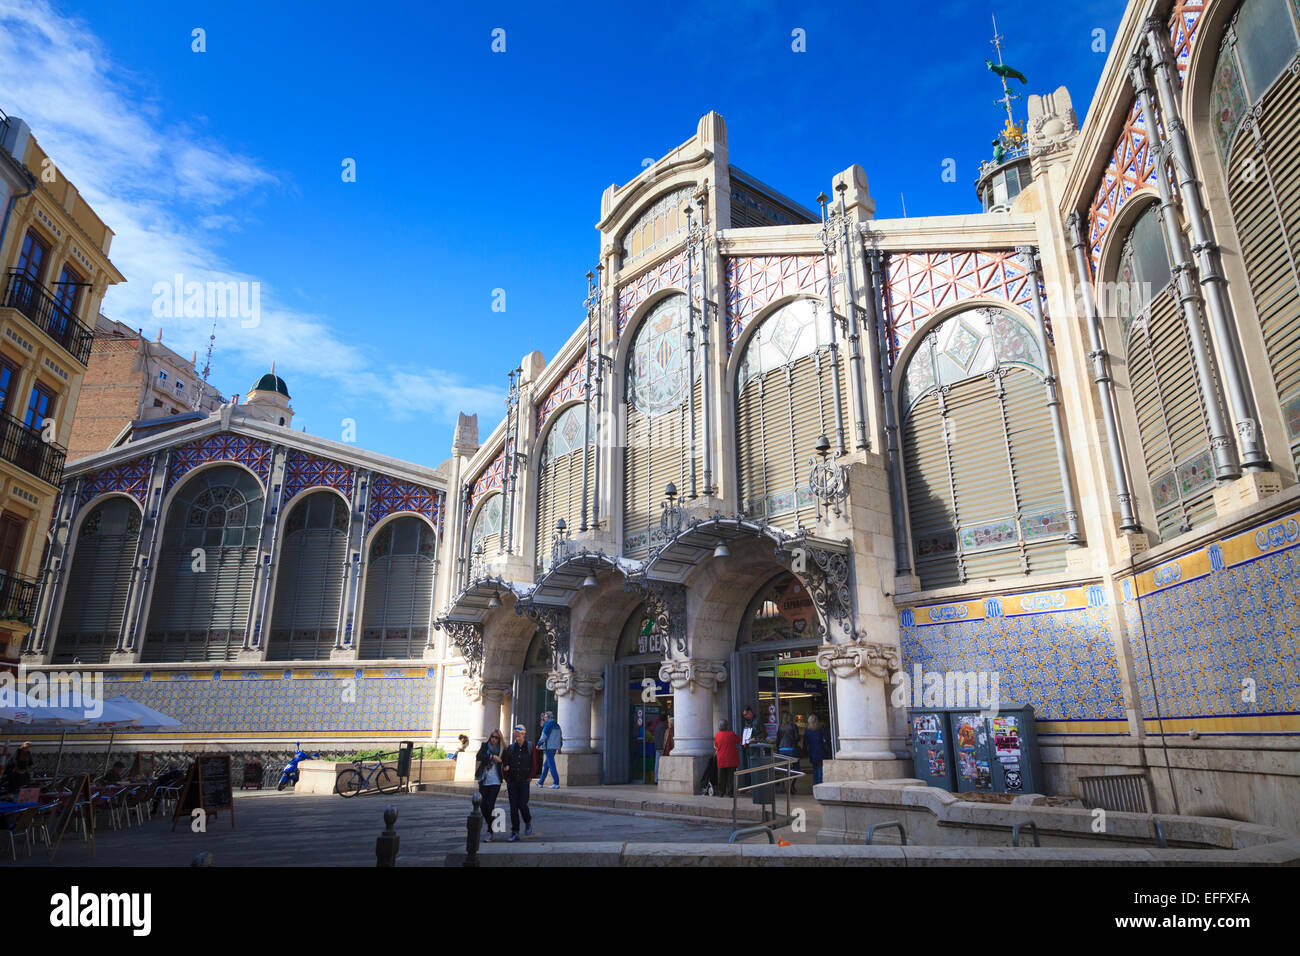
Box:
803;714;828;786
475;730;505;841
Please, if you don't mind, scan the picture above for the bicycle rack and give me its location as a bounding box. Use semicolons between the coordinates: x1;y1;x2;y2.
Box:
728;824;777;845
1011;821;1040;847
865;821;907;845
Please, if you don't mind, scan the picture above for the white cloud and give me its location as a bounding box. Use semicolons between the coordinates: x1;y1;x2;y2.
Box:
0;0;502;433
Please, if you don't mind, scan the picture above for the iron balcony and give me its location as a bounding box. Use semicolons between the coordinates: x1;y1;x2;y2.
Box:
2;270;95;365
0;569;39;623
0;411;66;486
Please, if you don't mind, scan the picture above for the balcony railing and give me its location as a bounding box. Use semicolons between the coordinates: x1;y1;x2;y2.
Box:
0;412;66;486
2;270;94;365
0;570;40;623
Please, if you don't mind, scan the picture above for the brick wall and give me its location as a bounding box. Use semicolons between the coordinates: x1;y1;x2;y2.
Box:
66;336;144;461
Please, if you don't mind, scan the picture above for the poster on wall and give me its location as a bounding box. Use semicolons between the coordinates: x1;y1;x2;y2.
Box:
927;749;947;776
913;713;943;744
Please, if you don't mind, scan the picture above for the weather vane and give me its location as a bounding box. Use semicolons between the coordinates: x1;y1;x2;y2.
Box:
986;14;1027;164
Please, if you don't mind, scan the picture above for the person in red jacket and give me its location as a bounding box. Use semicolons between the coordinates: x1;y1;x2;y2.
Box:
713;720;742;798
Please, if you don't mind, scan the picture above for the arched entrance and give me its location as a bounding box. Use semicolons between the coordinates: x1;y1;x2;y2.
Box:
732;571;833;757
613;604;672;785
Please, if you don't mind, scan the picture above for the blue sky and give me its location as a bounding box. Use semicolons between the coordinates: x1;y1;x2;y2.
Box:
0;0;1123;465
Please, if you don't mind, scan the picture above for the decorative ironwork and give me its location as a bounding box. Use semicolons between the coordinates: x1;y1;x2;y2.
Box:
658;482;684;553
807;434;849;522
434;619;483;677
550;518;572;570
781;529;854;641
622;572;687;658
515;599;571;670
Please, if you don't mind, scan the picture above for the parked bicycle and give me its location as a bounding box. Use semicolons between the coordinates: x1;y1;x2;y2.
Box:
334;757;401;798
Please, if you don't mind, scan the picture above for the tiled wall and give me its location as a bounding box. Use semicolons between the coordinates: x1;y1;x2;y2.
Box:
899;584;1127;735
89;666;438;739
1121;510;1300;735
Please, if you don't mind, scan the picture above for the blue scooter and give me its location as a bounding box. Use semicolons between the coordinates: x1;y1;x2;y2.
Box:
277;742;319;791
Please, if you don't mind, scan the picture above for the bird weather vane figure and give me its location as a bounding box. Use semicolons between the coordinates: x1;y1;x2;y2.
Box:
986;15;1027;164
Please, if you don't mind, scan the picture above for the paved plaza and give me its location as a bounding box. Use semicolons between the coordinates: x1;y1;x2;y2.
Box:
11;788;757;867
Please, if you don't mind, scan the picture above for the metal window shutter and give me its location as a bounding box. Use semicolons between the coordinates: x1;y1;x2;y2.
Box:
269;527;346;659
946;377;1017;525
903;394;961;589
623;380;702;558
946;376;1023;583
536;444;595;571
736;350;850;530
1001;369;1068;575
1229;66;1300;469
623;404;650;557
55;527;137;658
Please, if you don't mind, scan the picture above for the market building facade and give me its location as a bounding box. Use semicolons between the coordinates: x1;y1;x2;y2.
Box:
17;0;1300;831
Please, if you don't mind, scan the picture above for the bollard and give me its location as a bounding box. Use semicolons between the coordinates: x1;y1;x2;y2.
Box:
191;851;214;867
464;791;482;868
376;805;399;867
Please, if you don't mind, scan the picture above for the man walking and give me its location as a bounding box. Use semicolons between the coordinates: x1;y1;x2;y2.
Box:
537;711;563;788
502;725;535;841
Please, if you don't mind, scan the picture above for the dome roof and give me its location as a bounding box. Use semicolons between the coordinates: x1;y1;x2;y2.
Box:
252;372;290;398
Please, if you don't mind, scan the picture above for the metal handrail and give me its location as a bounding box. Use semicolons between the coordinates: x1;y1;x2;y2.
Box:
1011;821;1041;847
728;824;777;845
865;821;907;846
731;751;805;828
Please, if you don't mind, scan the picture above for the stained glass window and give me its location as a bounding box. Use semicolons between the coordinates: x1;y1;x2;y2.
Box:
621;186;693;265
625;293;700;417
1213;0;1300;162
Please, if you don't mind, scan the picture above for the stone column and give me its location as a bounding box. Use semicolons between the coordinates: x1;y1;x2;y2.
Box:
453;677;510;782
656;657;726;794
548;668;604;785
816;641;909;782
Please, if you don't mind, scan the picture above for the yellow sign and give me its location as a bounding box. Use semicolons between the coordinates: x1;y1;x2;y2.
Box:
776;660;826;681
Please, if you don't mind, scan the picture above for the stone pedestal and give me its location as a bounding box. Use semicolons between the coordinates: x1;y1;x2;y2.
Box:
1214;472;1282;514
554;752;602;787
1113;531;1149;562
548;669;604;755
657;754;711;795
820;756;913;783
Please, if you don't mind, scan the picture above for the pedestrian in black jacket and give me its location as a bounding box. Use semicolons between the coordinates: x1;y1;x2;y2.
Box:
502;725;535;841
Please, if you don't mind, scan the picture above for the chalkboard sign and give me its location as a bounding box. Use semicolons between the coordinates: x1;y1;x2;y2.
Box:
48;773;94;862
171;755;236;831
199;755;233;814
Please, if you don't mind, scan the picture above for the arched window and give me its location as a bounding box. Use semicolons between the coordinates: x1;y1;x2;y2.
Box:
620;186;692;265
1113;203;1216;538
360;517;436;659
900;306;1068;588
143;466;263;662
1210;0;1300;469
467;492;502;579
623;293;702;557
267;492;349;661
735;298;850;527
535;403;593;574
52;497;141;664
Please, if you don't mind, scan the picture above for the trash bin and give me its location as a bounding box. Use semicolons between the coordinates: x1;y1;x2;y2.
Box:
746;742;775;806
396;741;414;780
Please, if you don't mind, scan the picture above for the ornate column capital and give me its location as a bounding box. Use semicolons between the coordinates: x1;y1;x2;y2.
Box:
816;640;900;683
463;677;511;703
658;658;727;692
546;669;604;698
